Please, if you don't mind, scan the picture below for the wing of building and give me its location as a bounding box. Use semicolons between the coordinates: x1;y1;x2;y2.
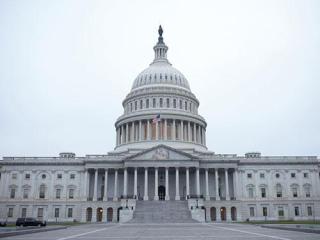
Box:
1;26;319;223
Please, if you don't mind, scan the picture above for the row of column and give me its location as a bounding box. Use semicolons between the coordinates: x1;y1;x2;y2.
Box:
116;119;206;146
86;167;235;201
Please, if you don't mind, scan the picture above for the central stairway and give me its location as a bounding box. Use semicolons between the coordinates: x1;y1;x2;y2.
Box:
129;200;196;223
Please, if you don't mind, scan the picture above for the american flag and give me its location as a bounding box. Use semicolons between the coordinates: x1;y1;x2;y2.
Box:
152;114;161;124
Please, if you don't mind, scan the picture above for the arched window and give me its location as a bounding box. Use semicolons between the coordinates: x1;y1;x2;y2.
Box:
303;184;311;198
291;184;299;198
159;98;163;108
246;184;255;198
276;184;282;198
146;99;149;108
166;98;170;108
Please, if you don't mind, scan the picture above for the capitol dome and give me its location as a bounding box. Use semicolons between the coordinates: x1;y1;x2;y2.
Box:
114;26;207;152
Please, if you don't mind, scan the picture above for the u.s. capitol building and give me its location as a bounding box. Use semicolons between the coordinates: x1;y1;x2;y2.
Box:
1;26;319;223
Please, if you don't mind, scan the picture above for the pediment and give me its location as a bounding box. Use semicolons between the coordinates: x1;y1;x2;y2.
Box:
125;144;198;161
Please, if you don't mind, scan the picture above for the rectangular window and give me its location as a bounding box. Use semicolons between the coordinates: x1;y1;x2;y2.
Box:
166;98;170;108
57;174;62;179
8;208;13;217
70;174;75;179
262;207;268;217
134;101;137;110
303;173;308;178
292;187;298;198
159;98;163;107
21;208;27;218
294;207;299;216
68;208;73;218
54;208;60;218
23;189;29;199
39;186;45;199
146;99;149;108
140;100;143;109
291;173;296;178
179;100;182;109
173;99;176;108
184;101;187;110
260;173;265;178
249;207;255;217
307;206;312;216
247;173;252;179
10;188;16;199
248;188;254;198
37;208;43;218
261;188;266;198
12;173;17;179
69;189;74;199
25;174;30;179
153;98;156;108
56;189;61;199
278;207;284;217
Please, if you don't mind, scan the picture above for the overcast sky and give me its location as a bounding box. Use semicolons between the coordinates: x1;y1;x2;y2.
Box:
0;0;319;157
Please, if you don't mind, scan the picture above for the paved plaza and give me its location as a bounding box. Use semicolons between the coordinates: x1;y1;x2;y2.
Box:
1;223;320;240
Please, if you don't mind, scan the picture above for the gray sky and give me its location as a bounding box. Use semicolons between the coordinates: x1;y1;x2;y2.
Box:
0;0;319;157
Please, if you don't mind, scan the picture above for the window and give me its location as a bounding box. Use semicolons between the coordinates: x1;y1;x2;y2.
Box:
153;98;156;108
179;100;182;109
262;207;268;217
130;102;133;111
70;174;75;180
54;208;60;218
260;173;265;179
12;173;17;179
57;174;62;179
247;173;252;179
291;173;296;178
37;208;43;218
41;174;46;179
140;100;142;109
23;189;29;199
21;208;27;218
68;208;73;218
69;189;74;199
184;101;187;110
278;207;284;217
275;173;280;178
304;186;311;198
25;174;30;179
303;173;308;178
56;189;61;199
261;188;266;198
249;207;255;217
173;99;176;108
10;188;16;199
307;206;312;216
166;98;169;107
248;187;254;198
276;184;282;198
159;98;163;108
39;184;45;199
8;208;13;217
146;99;149;108
292;186;298;198
134;101;137;110
294;207;299;216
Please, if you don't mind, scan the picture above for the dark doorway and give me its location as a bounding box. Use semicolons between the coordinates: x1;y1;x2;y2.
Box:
220;207;226;221
158;186;165;200
107;207;113;222
96;207;103;222
210;207;216;221
231;207;237;221
117;207;122;222
86;207;92;222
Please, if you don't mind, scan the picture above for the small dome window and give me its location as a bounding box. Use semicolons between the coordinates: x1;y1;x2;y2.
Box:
160;74;162;80
170;75;173;81
165;75;167;80
41;174;46;179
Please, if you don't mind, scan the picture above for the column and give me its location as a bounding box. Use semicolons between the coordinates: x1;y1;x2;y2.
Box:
121;125;124;144
204;129;206;145
154;168;159;200
164;119;167;140
215;168;220;200
116;128;119;145
139;120;142;141
123;168;128;198
197;126;201;144
131;122;135;142
103;169;108;201
172;119;176;140
225;169;230;200
180;120;184;141
125;123;129;143
205;168;210;200
175;168;180;200
233;169;238;200
93;169;98;201
196;168;200;197
144;168;148;200
147;120;151;140
133;168;138;199
155;121;159;140
83;170;88;200
186;168;190;199
188;121;191;141
113;169;118;201
165;167;169;200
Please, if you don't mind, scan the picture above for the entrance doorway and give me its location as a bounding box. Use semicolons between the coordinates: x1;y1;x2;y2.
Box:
107;208;113;222
86;207;92;222
220;207;226;221
96;207;103;222
158;186;165;200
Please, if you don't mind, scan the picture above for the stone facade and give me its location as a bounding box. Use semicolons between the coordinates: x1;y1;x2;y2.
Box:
0;26;319;223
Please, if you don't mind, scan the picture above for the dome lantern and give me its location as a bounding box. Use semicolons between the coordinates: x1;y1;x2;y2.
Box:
152;25;170;64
